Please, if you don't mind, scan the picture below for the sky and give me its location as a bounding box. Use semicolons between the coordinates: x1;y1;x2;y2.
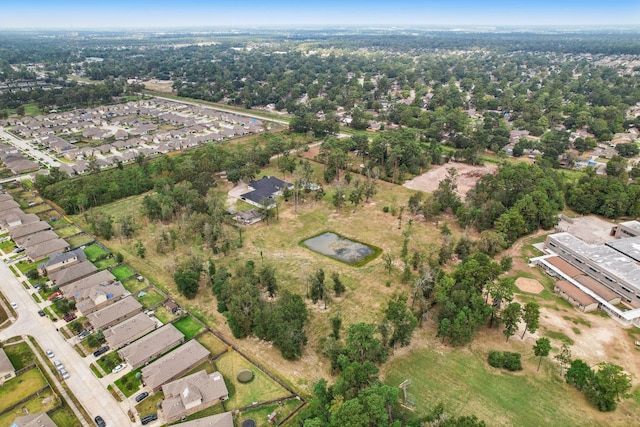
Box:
1;0;639;29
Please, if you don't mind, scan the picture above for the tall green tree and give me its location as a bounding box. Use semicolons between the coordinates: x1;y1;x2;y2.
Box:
501;302;522;342
521;301;540;339
533;337;551;372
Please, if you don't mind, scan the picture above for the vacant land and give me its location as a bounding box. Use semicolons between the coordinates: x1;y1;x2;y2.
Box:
403;161;498;201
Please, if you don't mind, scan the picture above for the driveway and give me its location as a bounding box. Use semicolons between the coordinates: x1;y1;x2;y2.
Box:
0;261;133;426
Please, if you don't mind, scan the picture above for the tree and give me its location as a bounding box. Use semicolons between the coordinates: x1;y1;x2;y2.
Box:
174;258;202;299
554;344;572;375
258;197;276;224
585;362;632;412
308;268;326;305
521;301;540;339
257;265;278;297
565;359;593;391
382;252;393;278
331;315;342;340
383;293;418;348
437;318;451;343
533;337;551;372
332;272;346;297
119;215;135;240
344;323;388;365
134;240;146;258
501;302;522;342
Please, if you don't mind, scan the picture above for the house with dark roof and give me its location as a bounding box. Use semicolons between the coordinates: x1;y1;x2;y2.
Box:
75;281;128;315
237;176;291;208
162;370;228;423
118;324;184;369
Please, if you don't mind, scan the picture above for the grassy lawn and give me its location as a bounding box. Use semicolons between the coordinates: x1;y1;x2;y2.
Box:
0;389;57;427
24;203;53;214
173;316;204;340
2;342;34;370
214;351;291;410
0;368;48;412
90;363;104;378
0;239;16;250
136;288;165;309
110;265;134;281
115;369;143;397
49;404;83;427
54;225;82;238
136;391;164;418
153;305;175;324
381;335;637;427
94;257;117;270
96;351;123;373
16;259;44;274
66;233;94;248
123;276;149;294
83;243;109;261
48;217;70;228
197;332;230;357
235;399;301;427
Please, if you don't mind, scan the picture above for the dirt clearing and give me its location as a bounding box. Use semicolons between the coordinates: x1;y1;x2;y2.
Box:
515;277;544;294
403;162;498;200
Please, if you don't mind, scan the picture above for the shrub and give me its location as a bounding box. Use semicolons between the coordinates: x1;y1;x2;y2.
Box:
383;206;390;213
488;350;522;371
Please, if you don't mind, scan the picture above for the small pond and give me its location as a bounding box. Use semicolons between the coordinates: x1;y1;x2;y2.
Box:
302;232;379;265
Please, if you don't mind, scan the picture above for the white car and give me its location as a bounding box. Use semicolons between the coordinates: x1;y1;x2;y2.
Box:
112;363;126;374
54;360;63;368
45;349;54;358
11;302;17;309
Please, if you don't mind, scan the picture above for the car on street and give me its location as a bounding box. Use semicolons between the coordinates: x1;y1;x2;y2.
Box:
37;309;46;317
93;346;110;357
94;415;106;427
135;392;149;403
141;414;157;425
54;360;63;368
45;349;54;358
63;313;77;322
61;371;70;380
111;363;126;374
11;302;17;309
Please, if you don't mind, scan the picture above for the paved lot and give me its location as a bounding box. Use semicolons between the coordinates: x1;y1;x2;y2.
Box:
0;260;133;426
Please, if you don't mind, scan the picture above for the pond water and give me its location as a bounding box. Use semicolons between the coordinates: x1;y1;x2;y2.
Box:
303;232;376;264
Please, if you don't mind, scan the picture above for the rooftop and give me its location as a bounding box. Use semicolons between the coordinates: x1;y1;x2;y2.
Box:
48;260;97;286
162;370;228;422
606;236;640;263
555;280;598;307
141;340;210;391
118;324;184;368
0;348;14;373
86;296;142;330
173;412;233;427
103;312;156;349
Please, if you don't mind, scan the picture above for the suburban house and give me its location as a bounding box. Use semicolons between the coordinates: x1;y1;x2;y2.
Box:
161;370;229;423
61;269;116;296
48;260;97;287
86;296;142;330
0;348;16;384
75;281;129;316
10;413;57;427
9;221;51;240
103;312;156;349
174;412;233;427
14;230;59;248
237;176;291;208
141;340;210;391
40;248;87;275
24;238;70;262
233;209;261;225
118;324;185;369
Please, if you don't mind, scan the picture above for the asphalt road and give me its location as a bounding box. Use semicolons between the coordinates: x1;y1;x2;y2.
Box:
0;260;132;426
0;127;61;168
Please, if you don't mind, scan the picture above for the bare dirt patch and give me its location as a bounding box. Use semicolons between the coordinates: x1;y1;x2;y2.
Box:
142;79;175;94
515;277;544;294
403;162;498;200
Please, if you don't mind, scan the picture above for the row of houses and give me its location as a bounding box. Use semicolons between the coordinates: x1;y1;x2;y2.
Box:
0;143;39;174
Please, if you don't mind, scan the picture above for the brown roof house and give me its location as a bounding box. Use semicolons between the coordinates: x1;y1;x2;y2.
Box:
141;340;210;391
14;230;59;248
554;280;599;312
162;370;229;423
176;412;233;427
48;260;97;287
103;312;156;349
25;238;69;262
0;348;16;384
61;269;115;296
118;324;184;369
10;413;57;427
75;281;128;316
9;221;51;240
86;296;142;330
40;248;86;275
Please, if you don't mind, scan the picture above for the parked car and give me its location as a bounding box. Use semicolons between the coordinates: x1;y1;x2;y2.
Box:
13;247;25;253
53;360;63;368
37;310;46;317
48;292;62;301
111;363;126;374
141;414;157;425
45;349;54;358
135;392;149;403
78;329;91;338
94;415;106;427
61;371;70;380
10;302;17;309
93;346;109;357
63;313;77;322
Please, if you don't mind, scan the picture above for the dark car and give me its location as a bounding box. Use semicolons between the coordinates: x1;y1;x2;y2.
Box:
94;415;106;427
135;391;149;403
64;313;77;322
93;346;110;357
13;247;25;253
37;310;46;317
78;329;91;338
141;414;157;425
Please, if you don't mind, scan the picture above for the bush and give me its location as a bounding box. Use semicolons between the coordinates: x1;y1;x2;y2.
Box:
26;269;40;280
488;350;522;371
383;206;390;213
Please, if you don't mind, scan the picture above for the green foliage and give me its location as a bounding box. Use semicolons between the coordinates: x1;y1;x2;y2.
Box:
383;293;418;348
533;337;551;371
174;257;203;299
522;301;540;339
565;359;594;391
565;360;632;412
488;350;522;371
566;170;640;218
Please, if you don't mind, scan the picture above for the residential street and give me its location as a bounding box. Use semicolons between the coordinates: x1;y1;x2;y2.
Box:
0;127;61;168
0;260;133;426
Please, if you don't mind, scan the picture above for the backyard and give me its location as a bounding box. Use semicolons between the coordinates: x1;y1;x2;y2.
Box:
173;316;204;340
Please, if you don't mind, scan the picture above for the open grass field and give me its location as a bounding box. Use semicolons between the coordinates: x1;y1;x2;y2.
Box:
110;265;134;281
48;216;69;228
197;332;230;357
0;368;48;412
3;341;35;369
173;316;204;340
215;350;292;410
15;259;43;274
115;369;143;397
24;203;53;214
153;305;176;324
136;288;165;309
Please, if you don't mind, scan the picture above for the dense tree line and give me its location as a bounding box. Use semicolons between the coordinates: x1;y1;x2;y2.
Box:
566;168;640;218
